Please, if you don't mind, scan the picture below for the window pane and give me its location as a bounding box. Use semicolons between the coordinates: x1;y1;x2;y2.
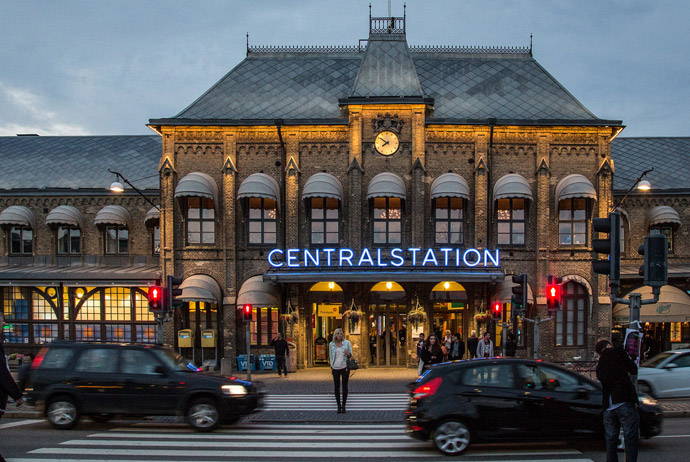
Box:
374;233;387;243
249;222;261;233
513;233;525;245
263;221;276;233
249;232;261;244
58;227;69;254
436;232;448;244
326;232;338;244
264;199;277;219
326;221;338;233
435;222;448;233
388;221;401;233
311;222;324;233
559;234;571;245
264;233;276;244
312;232;324;244
248;197;261;218
497;223;510;234
202;221;215;233
201;232;215;244
450;232;462;244
450;222;461;233
573;233;586;245
389;232;401;244
513;223;524;233
71;229;81;254
23;229;33;253
498;234;510;245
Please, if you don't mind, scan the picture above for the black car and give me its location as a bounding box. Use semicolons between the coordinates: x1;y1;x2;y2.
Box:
23;342;264;431
406;357;662;455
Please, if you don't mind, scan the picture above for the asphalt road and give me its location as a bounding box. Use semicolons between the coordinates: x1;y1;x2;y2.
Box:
1;417;690;461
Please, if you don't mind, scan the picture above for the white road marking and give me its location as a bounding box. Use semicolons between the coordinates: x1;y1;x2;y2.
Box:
0;419;42;430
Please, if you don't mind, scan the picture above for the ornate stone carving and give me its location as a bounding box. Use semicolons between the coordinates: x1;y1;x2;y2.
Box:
372;113;404;134
175;144;223;157
175;131;224;143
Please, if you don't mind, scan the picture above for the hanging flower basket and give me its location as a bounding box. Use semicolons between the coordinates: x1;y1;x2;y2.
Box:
474;312;492;323
407;309;427;330
280;312;299;325
342;309;365;331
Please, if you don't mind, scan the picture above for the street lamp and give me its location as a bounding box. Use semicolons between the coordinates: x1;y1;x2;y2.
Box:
108;169;160;210
612;167;653;211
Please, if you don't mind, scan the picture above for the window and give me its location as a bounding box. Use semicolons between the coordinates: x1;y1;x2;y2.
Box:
373;197;402;245
310;197;339;245
152;225;160;255
250;306;279;346
650;226;673;253
105;225;128;254
58;226;80;254
121;349;162;374
10;226;32;255
459;364;515;388
248;197;277;245
434;197;463;245
516;364;595;392
497;198;525;245
555;281;588;347
558;198;587;246
74;348;119;373
186;197;215;245
1;287;60;344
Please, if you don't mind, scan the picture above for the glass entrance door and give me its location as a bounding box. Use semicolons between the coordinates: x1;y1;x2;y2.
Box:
369;302;407;366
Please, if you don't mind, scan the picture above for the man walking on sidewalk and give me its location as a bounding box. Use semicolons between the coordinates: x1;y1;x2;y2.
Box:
271;333;289;378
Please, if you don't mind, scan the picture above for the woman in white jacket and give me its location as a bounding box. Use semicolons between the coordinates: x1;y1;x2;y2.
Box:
328;327;352;413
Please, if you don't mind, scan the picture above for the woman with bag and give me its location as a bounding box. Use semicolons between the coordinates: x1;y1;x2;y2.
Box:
328;327;352;413
420;334;443;372
442;330;452;361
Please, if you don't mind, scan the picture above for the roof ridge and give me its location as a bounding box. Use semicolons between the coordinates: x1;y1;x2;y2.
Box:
410;45;531;56
248;45;363;54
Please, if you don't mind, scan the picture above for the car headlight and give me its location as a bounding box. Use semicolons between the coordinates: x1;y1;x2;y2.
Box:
640;395;657;406
222;384;248;396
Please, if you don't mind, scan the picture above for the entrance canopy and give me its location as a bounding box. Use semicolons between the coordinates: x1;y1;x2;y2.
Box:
613;285;690;323
179;274;222;304
238;275;280;307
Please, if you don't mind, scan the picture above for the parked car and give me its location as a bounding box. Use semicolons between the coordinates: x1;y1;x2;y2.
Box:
406;357;662;455
23;342;264;431
638;349;690;398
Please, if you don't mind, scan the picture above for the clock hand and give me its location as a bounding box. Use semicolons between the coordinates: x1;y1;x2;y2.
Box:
382;140;389;146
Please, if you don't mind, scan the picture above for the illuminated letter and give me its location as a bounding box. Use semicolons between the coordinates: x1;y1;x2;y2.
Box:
323;248;336;266
439;248;453;266
358;248;374;266
267;249;284;267
339;248;354;266
408;248;421;266
422;248;439;266
390;248;405;267
376;248;388;267
304;249;319;267
463;248;481;267
287;249;300;267
456;248;462;266
484;249;500;267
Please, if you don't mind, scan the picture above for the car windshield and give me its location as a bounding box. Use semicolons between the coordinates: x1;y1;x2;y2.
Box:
642;352;674;368
152;348;195;372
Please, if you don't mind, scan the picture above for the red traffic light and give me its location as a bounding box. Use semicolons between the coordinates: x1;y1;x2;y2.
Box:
148;285;164;312
546;275;562;311
491;302;502;320
242;304;253;321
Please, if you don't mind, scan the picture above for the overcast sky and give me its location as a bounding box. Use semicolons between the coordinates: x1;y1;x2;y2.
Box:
1;0;688;138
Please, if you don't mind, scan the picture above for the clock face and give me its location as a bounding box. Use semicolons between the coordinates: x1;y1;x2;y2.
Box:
374;130;400;156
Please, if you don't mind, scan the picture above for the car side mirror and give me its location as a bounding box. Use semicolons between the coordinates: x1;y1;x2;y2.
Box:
154;365;166;375
664;363;678;370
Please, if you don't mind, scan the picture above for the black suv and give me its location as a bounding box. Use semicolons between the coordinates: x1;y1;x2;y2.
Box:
406;358;663;455
23;342;264;431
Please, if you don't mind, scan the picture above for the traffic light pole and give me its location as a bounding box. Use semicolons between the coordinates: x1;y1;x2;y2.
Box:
245;319;252;382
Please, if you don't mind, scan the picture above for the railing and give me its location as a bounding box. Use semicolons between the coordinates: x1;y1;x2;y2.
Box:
248;45;362;55
370;16;405;34
410;45;531;55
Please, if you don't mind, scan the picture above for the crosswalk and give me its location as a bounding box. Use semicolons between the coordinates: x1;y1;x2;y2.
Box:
262;393;409;411
7;422;595;462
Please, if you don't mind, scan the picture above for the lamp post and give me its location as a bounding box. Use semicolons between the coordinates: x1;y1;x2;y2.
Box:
612;167;653;212
108;169;160;211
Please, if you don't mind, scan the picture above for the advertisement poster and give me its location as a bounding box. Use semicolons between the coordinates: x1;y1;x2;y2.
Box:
624;328;643;366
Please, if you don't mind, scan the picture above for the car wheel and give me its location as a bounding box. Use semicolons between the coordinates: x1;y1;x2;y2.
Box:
433;420;471;455
186;398;220;432
638;382;654;397
90;414;113;423
46;396;80;429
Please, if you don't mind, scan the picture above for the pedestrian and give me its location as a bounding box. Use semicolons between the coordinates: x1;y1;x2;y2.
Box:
1;311;25;462
476;331;494;358
420;334;443;371
329;327;352;413
467;330;479;359
505;332;517;357
441;330;452;361
595;339;639;462
416;333;426;374
270;332;289;378
450;333;465;360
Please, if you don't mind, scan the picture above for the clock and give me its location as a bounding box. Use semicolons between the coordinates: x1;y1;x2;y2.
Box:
374;130;400;156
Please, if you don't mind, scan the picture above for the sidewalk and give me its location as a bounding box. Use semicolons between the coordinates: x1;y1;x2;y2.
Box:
5;367;690;421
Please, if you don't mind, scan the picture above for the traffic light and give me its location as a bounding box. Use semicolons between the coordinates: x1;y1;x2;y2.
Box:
592;211;621;292
167;275;183;310
511;274;527;315
242;304;253;321
148;285;164;312
491;302;502;320
638;234;668;288
546;275;562;312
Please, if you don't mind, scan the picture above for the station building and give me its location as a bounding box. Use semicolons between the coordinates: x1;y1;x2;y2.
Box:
2;14;689;368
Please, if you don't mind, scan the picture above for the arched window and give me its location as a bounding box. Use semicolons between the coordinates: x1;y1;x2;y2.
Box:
555;281;588;347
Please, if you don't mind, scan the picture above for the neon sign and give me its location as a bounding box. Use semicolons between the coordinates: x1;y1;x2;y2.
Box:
267;248;500;268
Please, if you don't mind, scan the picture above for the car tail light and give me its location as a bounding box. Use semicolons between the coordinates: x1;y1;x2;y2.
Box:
31;347;48;369
412;377;442;399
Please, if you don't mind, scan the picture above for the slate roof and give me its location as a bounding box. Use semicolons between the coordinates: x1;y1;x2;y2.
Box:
0;136;161;191
611;137;690;192
153;45;617;126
